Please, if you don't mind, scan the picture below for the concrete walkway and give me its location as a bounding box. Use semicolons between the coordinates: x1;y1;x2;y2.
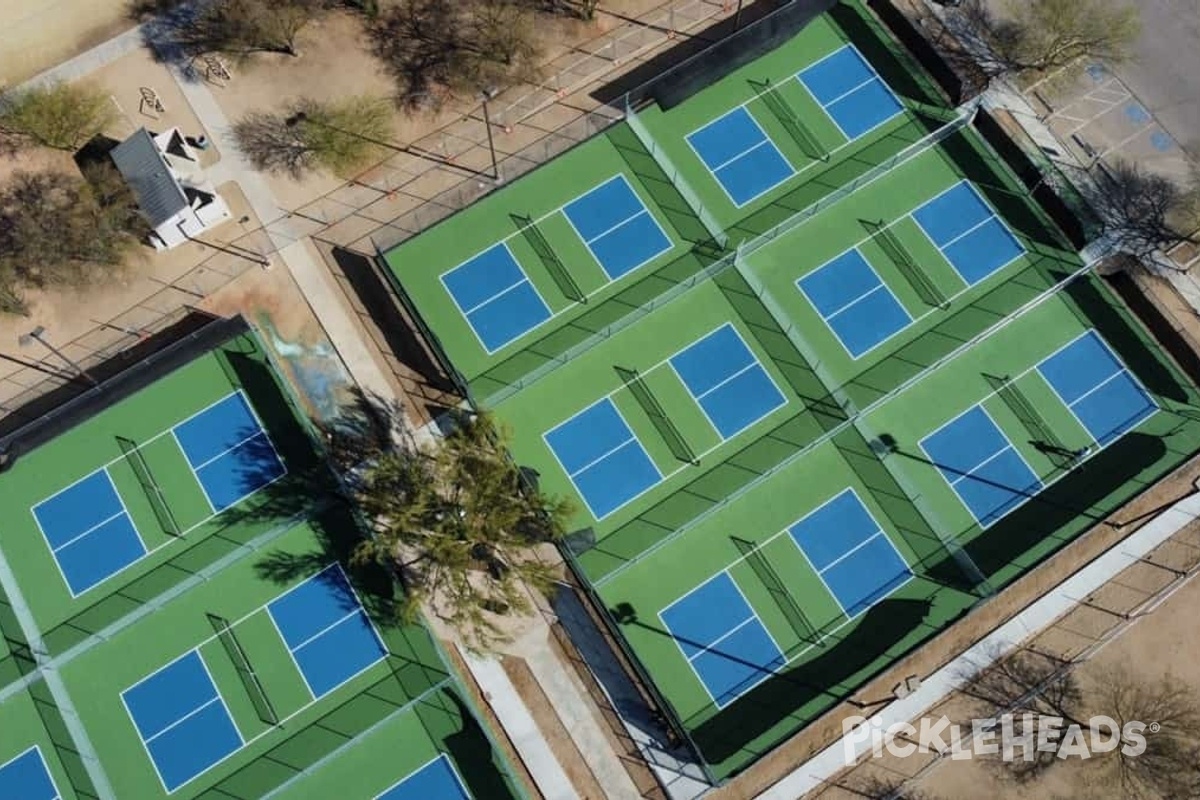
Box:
461;648;579;800
0;545;117;799
759;490;1200;798
518;627;642;799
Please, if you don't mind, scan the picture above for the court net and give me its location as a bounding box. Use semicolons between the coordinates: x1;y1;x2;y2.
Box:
862;219;949;309
984;373;1072;465
615;366;698;466
116;436;181;537
207;613;280;727
754;80;825;161
732;536;818;646
511;213;585;304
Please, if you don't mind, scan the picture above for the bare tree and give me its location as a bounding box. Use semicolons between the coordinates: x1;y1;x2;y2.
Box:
233;96;393;178
0;82;116;151
148;0;319;60
960;647;1083;781
948;0;1139;80
369;0;541;110
1088;159;1200;263
0;170;146;315
962;651;1200;797
1083;663;1200;800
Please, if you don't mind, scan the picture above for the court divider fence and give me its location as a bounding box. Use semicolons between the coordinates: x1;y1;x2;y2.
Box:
730;245;860;419
481;104;976;412
847;416;994;597
624;96;728;250
595;253;1104;588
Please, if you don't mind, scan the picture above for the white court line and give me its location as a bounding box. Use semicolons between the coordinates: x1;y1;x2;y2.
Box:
143;696;222;745
542;396;664;521
287;607;365;654
796;248;914;361
824;282;888;321
658;569;785;709
560;174;674;280
373;754;471;800
818;530;887;576
669;323;789;440
579;207;649;246
695;361;757;401
949;444;1017;486
919;405;1043;528
49;511;125;554
819;74;879;108
795;43;905;142
267;563;389;701
0;745;62;800
566;435;637;479
684;104;797;209
709;137;773;174
437;242;553;356
936;213;997;252
1036;328;1158;446
1065;366;1127;408
266;601;316;701
120;648;241;795
461;273;529;316
686;615;759;661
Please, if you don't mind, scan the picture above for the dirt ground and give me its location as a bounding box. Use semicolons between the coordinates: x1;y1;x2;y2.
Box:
0;0;133;85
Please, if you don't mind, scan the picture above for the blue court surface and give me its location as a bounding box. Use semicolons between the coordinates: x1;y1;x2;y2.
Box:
122;649;242;793
0;746;59;800
912;181;1025;286
921;405;1043;526
797;248;912;358
441;243;552;353
1038;330;1156;445
659;571;785;707
796;44;903;139
669;324;786;438
376;755;471;800
788;489;912;617
686;107;794;206
544;398;661;520
174;391;287;513
32;468;146;597
562;175;672;280
267;564;388;699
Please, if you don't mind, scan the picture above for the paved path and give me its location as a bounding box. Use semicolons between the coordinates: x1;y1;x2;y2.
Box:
461;648;580;800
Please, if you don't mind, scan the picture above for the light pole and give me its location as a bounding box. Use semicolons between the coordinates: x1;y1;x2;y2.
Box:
734;0;744;30
19;326;97;385
480;87;501;183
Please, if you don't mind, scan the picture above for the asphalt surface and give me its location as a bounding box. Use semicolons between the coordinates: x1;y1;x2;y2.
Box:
1117;0;1200;157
